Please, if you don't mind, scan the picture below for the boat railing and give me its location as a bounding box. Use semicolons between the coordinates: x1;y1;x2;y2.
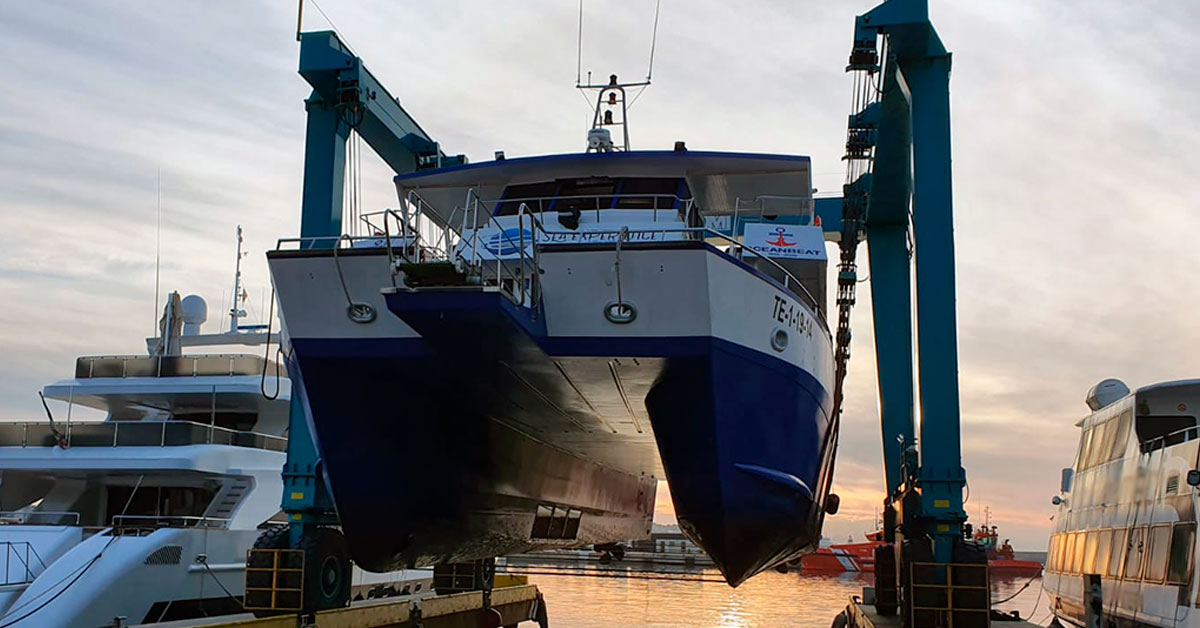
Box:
1139;424;1200;454
74;354;275;379
110;515;232;533
450;191;546;308
460;192;699;226
728;195;816;229
0;511;82;525
0;420;287;452
536;225;827;325
0;541;48;586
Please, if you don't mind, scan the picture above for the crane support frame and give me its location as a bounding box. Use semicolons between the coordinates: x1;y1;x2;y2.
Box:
281;30;466;546
850;0;967;568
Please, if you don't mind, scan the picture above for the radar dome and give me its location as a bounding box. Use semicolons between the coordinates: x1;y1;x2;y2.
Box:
1086;378;1130;411
180;295;207;336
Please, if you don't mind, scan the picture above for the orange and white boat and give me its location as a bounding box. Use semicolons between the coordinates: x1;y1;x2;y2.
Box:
798;526;1042;577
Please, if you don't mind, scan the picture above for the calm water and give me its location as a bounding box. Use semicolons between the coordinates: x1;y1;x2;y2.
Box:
502;560;1047;628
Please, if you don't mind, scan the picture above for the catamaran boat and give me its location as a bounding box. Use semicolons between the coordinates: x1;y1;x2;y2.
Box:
0;237;431;626
1044;378;1200;628
267;81;838;586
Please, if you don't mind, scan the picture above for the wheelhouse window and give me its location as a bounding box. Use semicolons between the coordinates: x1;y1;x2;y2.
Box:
495;181;559;215
493;177;689;216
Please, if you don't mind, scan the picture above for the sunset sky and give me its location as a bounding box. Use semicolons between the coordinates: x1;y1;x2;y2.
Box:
1;1;1197;551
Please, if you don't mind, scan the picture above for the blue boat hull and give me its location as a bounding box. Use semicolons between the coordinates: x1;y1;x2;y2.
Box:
284;286;832;585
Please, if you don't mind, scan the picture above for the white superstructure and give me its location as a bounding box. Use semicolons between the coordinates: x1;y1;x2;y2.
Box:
0;286;430;627
1045;379;1200;628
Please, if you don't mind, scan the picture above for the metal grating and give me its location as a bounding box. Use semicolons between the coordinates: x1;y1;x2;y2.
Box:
144;545;183;565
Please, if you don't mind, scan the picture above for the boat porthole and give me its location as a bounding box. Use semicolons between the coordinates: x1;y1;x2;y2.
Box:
604;302;637;324
770;328;789;352
347;302;376;323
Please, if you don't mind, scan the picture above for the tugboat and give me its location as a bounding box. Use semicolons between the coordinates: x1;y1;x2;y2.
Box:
798;523;1041;577
267;77;839;585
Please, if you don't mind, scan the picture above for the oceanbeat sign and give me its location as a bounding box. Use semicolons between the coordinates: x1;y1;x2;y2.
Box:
465;222;679;260
743;223;827;261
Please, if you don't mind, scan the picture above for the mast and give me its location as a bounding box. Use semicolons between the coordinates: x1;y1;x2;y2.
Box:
229;225;246;332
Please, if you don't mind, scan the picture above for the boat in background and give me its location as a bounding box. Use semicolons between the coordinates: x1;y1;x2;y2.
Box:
1044;378;1200;628
0;231;430;627
798;524;1042;577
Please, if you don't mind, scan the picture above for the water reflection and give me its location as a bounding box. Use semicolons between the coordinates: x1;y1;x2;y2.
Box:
503;559;1045;627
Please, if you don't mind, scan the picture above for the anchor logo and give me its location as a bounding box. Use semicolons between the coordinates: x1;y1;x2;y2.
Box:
766;227;796;247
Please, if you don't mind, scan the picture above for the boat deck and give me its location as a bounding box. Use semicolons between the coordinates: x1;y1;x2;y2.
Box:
136;584;546;628
843;596;1042;628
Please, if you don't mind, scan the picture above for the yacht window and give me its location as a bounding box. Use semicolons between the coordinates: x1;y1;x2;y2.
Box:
1048;534;1061;572
1145;524;1171;583
1167;523;1195;585
106;485;215;523
1110;410;1132;461
1095;529;1114;577
174;411;257;432
1064;532;1079;573
1076;428;1095;470
1088;420;1114;468
1123;527;1146;580
495;181;559;216
1107;529;1127;578
1136;414;1197;452
1082;531;1100;574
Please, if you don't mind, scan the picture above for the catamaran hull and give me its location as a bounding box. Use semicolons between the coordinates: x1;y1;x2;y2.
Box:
269;242;835;585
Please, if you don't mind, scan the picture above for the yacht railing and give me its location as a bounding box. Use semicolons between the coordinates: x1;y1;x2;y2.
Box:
75;355;275;379
0;421;286;452
0;542;47;586
1139;424;1200;455
0;511;82;525
111;515;231;532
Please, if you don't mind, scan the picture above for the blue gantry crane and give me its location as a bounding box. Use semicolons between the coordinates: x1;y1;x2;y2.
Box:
258;32;467;612
835;0;987;625
263;1;979;622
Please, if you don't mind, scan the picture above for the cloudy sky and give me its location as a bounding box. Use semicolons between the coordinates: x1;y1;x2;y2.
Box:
0;1;1197;550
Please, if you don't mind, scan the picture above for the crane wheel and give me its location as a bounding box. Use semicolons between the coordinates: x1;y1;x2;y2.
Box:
300;527;352;612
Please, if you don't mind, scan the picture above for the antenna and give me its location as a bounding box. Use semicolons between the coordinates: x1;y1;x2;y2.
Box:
153;169;161;335
575;1;662;149
229;225;246;333
646;0;661;81
575;0;584;86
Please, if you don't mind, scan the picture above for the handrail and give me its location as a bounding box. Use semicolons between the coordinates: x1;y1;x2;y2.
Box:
0;511;81;525
536;225;827;325
0;420;286;452
111;515;231;530
453;191;547;307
